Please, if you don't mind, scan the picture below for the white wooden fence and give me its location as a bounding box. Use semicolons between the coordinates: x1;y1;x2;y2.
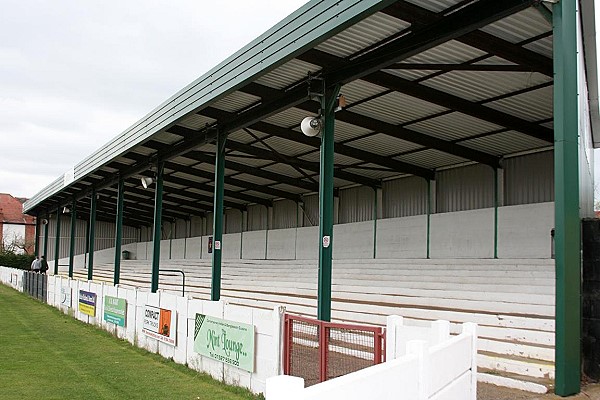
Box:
267;319;478;400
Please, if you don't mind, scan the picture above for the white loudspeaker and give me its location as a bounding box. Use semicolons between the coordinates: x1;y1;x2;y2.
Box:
300;117;322;137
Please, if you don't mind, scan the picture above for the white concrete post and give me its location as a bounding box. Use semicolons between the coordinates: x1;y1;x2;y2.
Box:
431;320;451;345
272;305;286;376
385;315;404;361
266;375;304;400
463;322;478;400
407;340;429;400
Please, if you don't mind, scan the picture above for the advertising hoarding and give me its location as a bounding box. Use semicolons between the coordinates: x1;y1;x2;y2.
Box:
103;296;126;327
193;314;255;372
142;305;177;346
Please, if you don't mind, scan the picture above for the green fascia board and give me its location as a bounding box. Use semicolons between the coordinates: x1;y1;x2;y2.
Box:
23;0;396;214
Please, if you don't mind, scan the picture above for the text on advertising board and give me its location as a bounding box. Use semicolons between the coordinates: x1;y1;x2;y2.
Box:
103;296;126;327
142;305;177;346
78;290;96;317
193;314;255;372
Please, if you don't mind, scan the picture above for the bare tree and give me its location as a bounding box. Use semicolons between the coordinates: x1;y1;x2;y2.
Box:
1;231;32;254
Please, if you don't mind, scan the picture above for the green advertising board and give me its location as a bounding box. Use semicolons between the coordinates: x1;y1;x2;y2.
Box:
103;296;126;327
193;314;255;372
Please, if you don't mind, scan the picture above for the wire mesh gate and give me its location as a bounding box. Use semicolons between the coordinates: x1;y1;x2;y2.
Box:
283;314;384;386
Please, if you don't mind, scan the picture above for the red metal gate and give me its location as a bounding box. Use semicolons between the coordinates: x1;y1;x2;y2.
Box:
283;314;384;386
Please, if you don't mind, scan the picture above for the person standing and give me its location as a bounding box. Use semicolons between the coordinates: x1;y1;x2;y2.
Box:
39;256;49;274
30;256;41;273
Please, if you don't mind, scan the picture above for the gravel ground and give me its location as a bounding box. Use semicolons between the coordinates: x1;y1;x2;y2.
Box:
478;383;600;400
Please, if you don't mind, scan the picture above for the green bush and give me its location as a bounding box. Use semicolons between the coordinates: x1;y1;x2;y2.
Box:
0;252;35;270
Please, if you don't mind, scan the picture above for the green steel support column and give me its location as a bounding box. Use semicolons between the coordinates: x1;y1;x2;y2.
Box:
427;179;431;259
317;85;340;322
553;0;580;396
43;213;49;257
211;131;226;301
84;219;90;268
88;189;97;281
151;161;164;293
494;168;499;259
114;177;125;285
373;188;377;259
53;208;61;275
68;199;76;278
34;215;40;258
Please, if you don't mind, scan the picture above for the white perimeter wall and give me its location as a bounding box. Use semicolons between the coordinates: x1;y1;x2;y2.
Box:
0;268;285;395
53;202;555;264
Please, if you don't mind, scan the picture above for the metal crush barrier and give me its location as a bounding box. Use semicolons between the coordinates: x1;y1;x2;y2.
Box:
23;271;48;303
284;314;384;386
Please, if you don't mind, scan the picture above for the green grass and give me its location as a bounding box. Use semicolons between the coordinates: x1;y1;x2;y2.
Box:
0;284;260;400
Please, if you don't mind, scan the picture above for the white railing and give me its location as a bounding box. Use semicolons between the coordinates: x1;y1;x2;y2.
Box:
267;317;477;400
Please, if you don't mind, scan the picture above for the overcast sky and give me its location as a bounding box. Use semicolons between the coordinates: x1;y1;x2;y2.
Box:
0;0;307;198
1;2;599;200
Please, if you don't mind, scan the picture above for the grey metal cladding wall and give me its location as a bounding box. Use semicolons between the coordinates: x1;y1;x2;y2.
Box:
23;0;395;213
302;194;319;226
44;216;140;261
504;151;554;205
436;164;494;213
339;186;375;223
225;209;243;233
206;213;214;235
383;176;427;218
190;216;203;237
174;219;188;239
273;199;298;229
248;204;267;231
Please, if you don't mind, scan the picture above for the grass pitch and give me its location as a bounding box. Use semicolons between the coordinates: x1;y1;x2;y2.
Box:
0;284;259;400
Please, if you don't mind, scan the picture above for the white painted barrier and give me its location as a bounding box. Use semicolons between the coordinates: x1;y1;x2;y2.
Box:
266;319;477;400
0;266;285;395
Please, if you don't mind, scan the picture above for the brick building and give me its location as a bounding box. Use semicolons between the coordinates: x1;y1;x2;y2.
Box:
0;193;36;254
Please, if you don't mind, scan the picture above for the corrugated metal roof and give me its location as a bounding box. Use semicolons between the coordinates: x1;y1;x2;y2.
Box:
344;164;398;179
406;112;504;142
211;91;262;113
316;12;410;58
255;58;321;89
345;133;424;156
460;130;551;156
486;85;553;122
332;120;373;142
423;71;551;103
524;35;553;58
263;107;313;128
404;0;462;13
261;163;307;178
177;114;216;130
260;136;316;156
230;173;275;186
480;7;552;44
270;183;311;194
26;0;594;225
152;131;181;144
349;91;448;125
227;128;269;144
298;151;362;166
401;40;487;65
341;79;388;104
396;148;469;169
225;153;272;168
